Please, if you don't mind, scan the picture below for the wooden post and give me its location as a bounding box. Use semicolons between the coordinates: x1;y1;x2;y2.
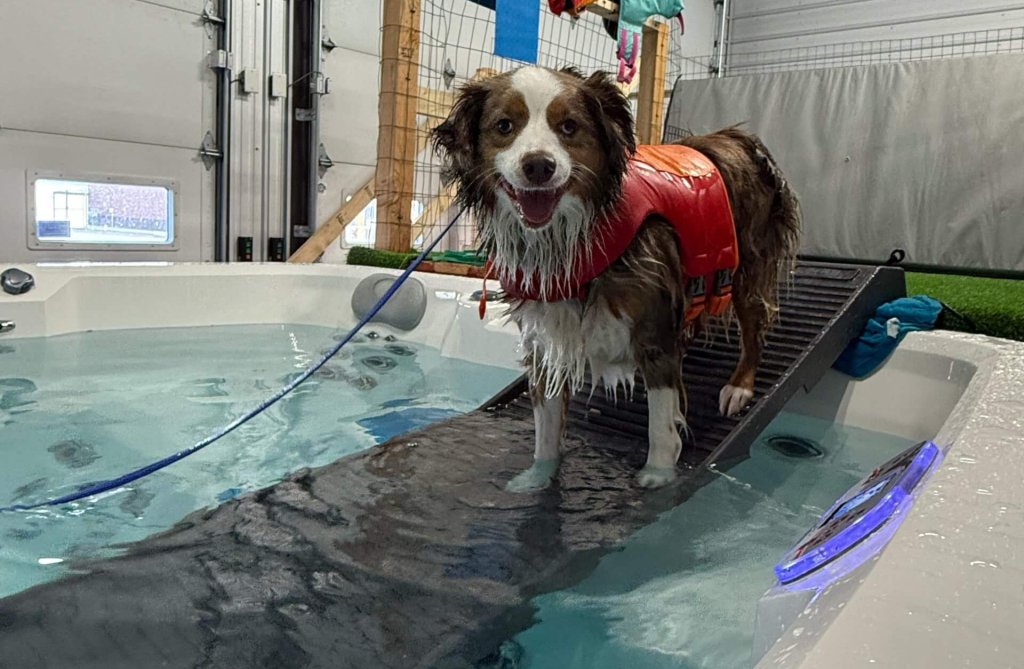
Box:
375;0;421;252
636;20;670;145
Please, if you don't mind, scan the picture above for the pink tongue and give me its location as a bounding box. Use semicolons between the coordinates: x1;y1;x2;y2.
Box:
517;189;560;227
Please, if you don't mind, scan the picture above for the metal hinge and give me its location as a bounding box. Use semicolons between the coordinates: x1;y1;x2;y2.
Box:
312;74;331;96
200;0;224;37
198;131;222;169
200;0;225;24
318;143;334;175
208;49;231;70
322;26;337;52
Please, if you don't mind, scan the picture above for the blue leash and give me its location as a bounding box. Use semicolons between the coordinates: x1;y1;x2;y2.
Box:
1;211;465;513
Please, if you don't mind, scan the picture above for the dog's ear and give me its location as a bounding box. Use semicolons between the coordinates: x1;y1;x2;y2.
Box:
559;65;586;80
581;71;636;174
431;81;491;185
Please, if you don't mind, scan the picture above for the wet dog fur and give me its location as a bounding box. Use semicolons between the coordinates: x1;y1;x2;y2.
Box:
432;65;800;490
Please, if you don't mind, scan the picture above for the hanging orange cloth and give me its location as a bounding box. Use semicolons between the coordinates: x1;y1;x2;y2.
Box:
548;0;605;17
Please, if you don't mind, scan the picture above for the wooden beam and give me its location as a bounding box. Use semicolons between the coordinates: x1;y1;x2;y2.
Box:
375;0;422;253
636;20;670;145
288;180;375;263
417;86;454;119
411;181;458;242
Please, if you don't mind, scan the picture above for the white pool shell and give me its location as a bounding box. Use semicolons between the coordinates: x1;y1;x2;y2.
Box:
0;262;523;370
3;262;1024;668
755;331;1024;668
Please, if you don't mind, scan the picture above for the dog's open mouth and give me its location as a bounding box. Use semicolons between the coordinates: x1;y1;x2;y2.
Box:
501;180;565;229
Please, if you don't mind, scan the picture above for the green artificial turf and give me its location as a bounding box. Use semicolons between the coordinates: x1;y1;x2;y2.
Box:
907;272;1024;341
346;246;486;269
346;246;419;269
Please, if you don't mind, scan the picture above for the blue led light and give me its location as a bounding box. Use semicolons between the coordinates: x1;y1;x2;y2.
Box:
774;441;940;584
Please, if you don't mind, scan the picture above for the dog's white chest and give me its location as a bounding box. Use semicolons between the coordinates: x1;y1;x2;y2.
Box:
514;299;637;395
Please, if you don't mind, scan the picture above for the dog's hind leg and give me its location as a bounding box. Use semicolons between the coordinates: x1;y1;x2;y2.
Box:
674;127;800;416
507;373;567;492
719;281;767;416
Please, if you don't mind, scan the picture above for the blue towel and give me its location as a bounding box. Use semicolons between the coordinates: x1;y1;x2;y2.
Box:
833;295;943;379
495;0;540;63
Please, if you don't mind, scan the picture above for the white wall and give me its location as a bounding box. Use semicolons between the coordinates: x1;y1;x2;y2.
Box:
318;0;380;228
0;0;218;263
0;0;719;263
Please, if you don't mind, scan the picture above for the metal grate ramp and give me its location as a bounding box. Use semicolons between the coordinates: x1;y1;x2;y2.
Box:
496;261;906;467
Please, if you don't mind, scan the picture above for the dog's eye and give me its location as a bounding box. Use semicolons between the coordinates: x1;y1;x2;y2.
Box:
496;118;514;135
560;119;579;137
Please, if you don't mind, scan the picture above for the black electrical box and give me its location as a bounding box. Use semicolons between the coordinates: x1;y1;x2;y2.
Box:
268;237;286;262
236;236;254;262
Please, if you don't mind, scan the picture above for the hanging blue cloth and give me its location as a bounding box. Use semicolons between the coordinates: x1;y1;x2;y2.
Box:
495;0;540;63
833;295;944;379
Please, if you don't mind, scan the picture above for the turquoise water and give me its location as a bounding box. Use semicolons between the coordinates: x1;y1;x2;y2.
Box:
0;324;520;598
506;412;917;669
0;325;919;665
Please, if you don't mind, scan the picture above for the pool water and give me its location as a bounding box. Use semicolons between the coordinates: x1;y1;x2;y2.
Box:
0;324;520;598
503;411;918;669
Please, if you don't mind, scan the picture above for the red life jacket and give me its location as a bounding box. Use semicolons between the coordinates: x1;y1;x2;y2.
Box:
493;144;738;323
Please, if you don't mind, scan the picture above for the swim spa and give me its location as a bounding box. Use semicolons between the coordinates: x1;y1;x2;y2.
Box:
2;263;1023;668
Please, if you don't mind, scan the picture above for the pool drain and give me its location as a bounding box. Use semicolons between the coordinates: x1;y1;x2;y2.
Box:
361;355;397;371
764;435;823;459
348;375;378;391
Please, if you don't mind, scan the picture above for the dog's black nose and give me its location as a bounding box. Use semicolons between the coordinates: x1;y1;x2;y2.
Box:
521;152;557;186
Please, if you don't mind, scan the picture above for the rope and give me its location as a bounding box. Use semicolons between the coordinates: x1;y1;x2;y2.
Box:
1;211;465;513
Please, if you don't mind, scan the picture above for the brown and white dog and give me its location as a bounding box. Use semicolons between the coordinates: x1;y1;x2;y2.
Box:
432;65;800;491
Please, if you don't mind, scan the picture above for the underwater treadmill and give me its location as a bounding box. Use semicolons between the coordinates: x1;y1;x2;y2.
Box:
0;262;905;669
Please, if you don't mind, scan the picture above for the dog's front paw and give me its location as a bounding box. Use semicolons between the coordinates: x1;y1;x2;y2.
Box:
506;459;560;492
719;384;754;417
636;465;677;489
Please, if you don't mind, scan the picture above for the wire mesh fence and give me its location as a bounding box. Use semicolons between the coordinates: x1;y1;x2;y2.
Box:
411;0;637;253
351;0;1024;257
352;0;696;255
724;26;1024;77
